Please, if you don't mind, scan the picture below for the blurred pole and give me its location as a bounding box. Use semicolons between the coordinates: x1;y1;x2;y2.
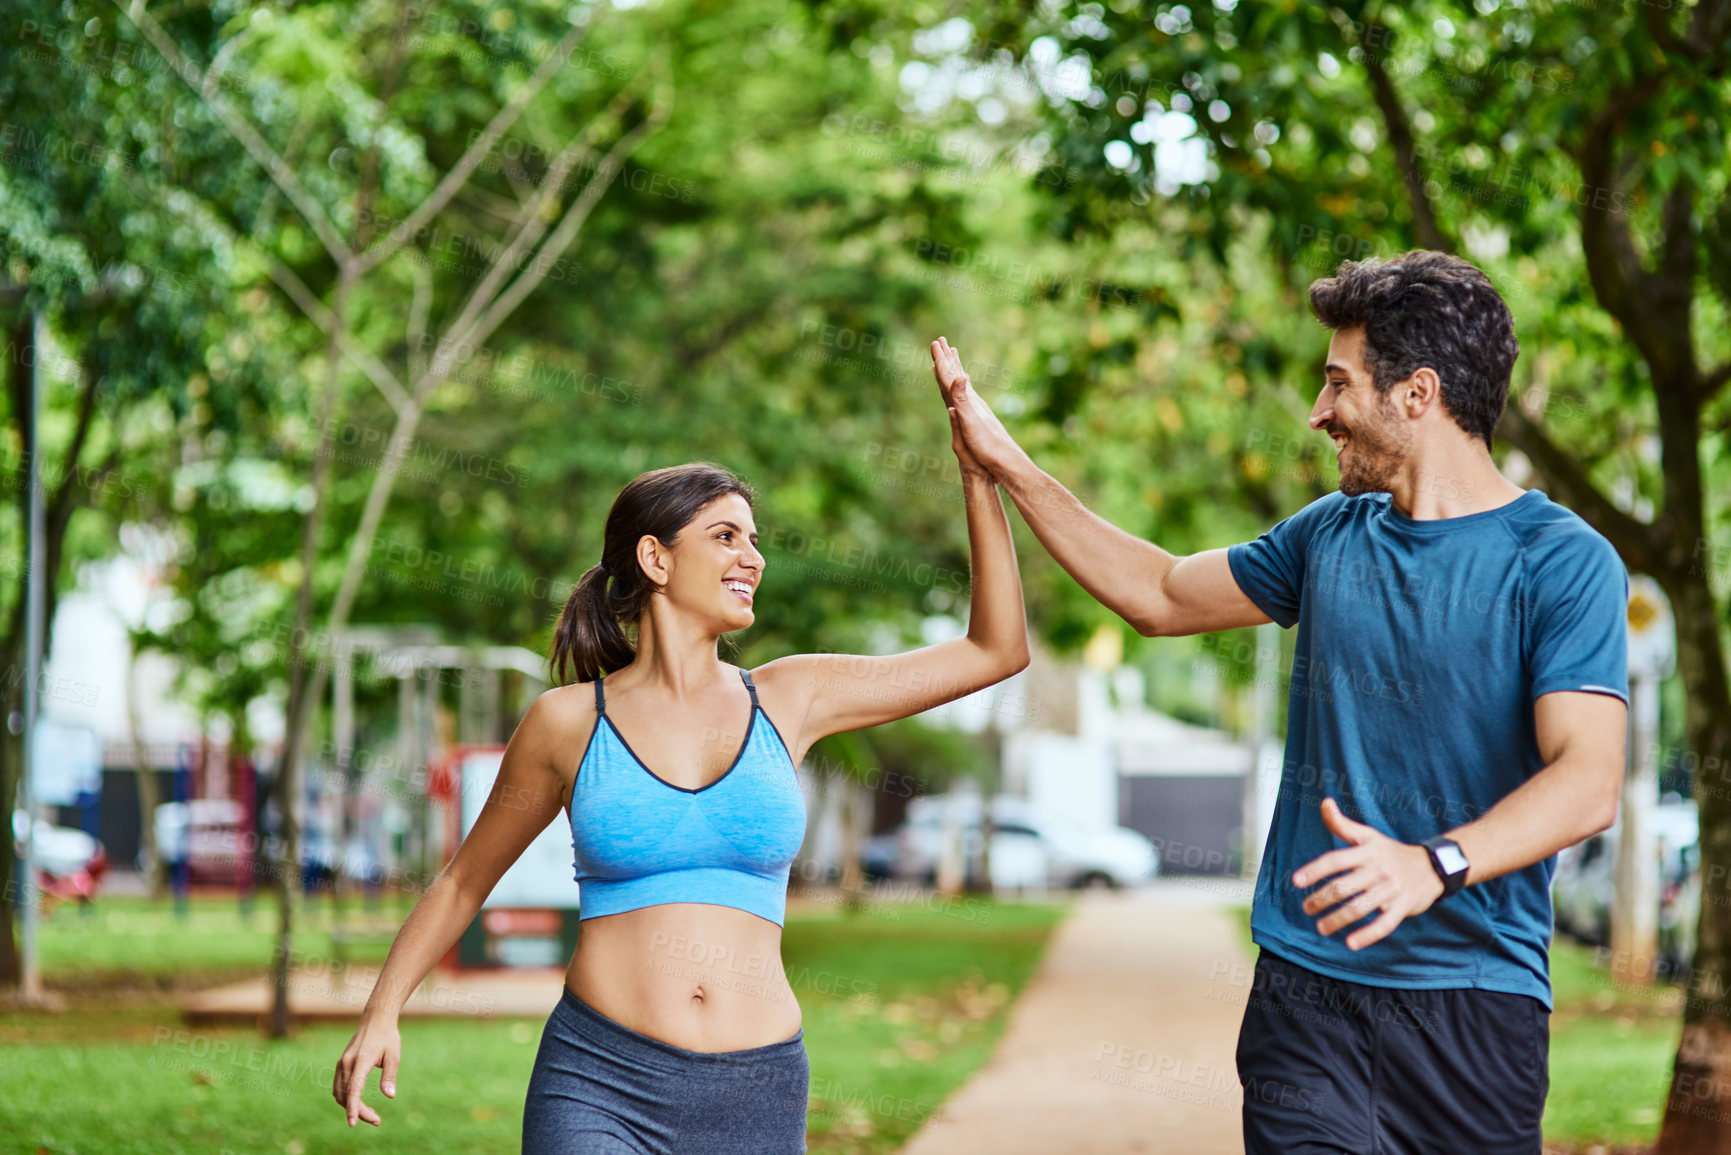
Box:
398;669;414;899
18;308;45;1004
333;631;354;917
414;664;433;884
483;666;501;745
1244;622;1281;880
1612;578;1674;986
238;752;256;917
1610;670;1660;982
173;744;190;916
936;782;968;897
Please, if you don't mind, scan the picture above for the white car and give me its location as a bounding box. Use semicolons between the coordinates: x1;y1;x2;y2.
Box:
11;809;110;904
870;793;1158;890
12;810;101;877
1551;798;1698;947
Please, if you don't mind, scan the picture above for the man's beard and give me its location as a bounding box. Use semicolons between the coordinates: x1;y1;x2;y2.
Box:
1333;394;1411;497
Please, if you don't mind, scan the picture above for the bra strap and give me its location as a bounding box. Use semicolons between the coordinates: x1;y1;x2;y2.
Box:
739;667;759;709
593;675;606;715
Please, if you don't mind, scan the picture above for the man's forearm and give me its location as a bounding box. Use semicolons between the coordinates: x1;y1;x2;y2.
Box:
1445;754;1619;888
996;454;1179;635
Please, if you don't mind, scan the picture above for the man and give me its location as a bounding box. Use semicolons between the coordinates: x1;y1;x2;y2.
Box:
931;249;1629;1154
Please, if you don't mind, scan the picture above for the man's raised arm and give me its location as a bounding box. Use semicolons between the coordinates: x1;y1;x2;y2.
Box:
931;337;1270;637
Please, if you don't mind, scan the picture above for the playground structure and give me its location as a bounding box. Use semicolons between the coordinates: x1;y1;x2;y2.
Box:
320;625;548;892
147;627;549;917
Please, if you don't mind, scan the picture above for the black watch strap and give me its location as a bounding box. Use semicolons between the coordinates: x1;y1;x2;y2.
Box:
1421;836;1470;898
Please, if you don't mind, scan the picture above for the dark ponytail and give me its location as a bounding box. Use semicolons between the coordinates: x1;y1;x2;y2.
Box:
550;462;756;685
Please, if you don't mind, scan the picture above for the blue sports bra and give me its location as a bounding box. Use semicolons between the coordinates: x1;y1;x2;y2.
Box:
567;667;808;926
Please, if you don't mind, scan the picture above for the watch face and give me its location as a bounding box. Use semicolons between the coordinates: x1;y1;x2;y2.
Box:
1434;842;1470;876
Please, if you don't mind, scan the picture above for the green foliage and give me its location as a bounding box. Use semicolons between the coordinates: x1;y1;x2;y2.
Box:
808;713;991;791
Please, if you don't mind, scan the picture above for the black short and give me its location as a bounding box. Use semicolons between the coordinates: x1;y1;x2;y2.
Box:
1234;949;1549;1155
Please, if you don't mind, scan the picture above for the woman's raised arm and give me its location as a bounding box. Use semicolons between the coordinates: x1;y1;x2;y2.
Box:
753;339;1030;758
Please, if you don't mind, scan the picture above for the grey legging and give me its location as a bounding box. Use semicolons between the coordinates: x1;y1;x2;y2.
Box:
521;986;808;1154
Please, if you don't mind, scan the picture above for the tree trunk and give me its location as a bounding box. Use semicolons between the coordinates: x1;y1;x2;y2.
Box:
126;644;165;897
0;690;21;989
266;272;354;1037
839;779;866;913
0;307;33;991
1653;567;1731;1152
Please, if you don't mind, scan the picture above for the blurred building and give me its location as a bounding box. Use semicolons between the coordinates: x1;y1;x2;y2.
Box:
798;623;1262;883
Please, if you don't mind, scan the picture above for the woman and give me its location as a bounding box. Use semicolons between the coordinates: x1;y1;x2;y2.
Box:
332;339;1026;1152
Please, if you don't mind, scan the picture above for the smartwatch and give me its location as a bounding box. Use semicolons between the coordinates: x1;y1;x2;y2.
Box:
1421;836;1470;898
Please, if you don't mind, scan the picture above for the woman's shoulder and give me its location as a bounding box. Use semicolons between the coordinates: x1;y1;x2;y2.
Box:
736;659;812;742
525;680;602;743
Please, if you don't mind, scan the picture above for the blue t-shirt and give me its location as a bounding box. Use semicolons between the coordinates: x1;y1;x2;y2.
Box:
1227;488;1628;1008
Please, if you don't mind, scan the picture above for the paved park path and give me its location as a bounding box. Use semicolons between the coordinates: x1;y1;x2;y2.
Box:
897;878;1256;1155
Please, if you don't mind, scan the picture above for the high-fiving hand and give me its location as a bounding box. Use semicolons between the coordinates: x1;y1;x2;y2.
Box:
1293;797;1446;951
929;336;1027;482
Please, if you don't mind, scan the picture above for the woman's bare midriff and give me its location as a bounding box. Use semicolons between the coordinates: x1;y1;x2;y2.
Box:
564;902;801;1053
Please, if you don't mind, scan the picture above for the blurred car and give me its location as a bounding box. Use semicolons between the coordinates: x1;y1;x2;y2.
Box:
1551;829;1614;944
11;809;109;909
154;799;251;884
158;799;371;889
1552;797;1698;951
860;831;901;881
864;793;1158;891
1659;839;1699;973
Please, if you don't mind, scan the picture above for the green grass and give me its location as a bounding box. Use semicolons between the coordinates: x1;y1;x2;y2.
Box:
1;893;1067;1155
1540;938;1680;1150
27;893;413;983
1227;900;1253;944
791;899;1063;1152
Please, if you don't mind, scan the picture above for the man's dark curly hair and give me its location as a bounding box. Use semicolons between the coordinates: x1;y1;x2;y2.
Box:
1308;250;1519;450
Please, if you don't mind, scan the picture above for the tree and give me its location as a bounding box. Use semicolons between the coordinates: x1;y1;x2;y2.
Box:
0;0;286;987
108;0;682;1034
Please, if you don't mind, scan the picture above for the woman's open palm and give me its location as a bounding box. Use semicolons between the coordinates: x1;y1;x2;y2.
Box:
930;336;1021;480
